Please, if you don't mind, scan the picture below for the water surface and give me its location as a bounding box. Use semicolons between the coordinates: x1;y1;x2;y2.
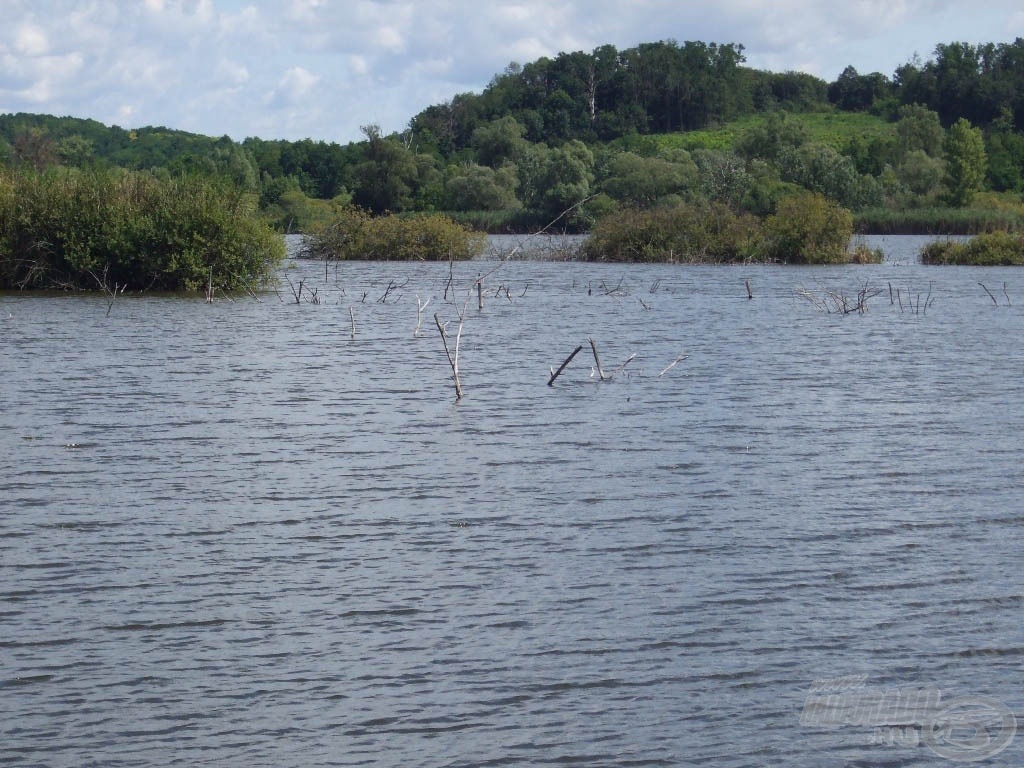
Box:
1;235;1021;766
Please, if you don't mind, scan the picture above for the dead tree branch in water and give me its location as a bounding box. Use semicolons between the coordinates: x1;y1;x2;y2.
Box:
548;345;583;386
611;353;637;377
434;312;464;400
796;281;881;315
89;265;126;317
979;282;999;306
414;294;431;337
588;337;606;381
658;353;688;377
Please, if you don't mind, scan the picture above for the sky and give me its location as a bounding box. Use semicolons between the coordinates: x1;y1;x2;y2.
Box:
1;0;1022;145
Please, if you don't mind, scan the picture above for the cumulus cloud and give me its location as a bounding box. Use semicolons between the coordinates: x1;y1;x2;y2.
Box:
216;59;250;87
14;24;49;56
267;66;319;106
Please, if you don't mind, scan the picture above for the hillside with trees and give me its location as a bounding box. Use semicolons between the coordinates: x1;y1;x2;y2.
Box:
2;37;1024;235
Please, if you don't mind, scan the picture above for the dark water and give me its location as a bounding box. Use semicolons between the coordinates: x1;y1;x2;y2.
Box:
1;235;1021;767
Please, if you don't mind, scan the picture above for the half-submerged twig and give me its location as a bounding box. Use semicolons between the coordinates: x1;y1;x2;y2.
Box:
588;337;606;381
610;353;637;377
658;353;688;377
434;312;464;400
548;345;583;386
349;306;356;339
414;294;431;337
89;265;126;317
979;282;999;306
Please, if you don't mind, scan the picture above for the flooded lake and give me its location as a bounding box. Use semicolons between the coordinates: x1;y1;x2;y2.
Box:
1;235;1021;766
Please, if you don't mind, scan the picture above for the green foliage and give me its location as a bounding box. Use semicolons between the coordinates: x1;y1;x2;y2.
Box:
749;70;830;112
734;111;808;160
444;208;537;233
409;39;759;150
261;189;351;233
581;201;762;262
351;125;420;213
761;191;854;263
304;208;486;261
920;231;1024;265
844;133;896;175
585;191;865;264
599;151;697;206
470;117;528;167
522;140;595;223
5;34;1024;241
893;40;1024;131
855;204;1024;234
895;149;946;200
985;130;1024;192
777;142;882;209
943;118;987;206
667;111;895;157
444;163;519;211
740;165;803;216
692;149;750;208
827;66;892;111
896;104;945;160
0;167;284;291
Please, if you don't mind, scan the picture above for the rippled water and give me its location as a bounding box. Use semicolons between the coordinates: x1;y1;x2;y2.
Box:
2;235;1022;767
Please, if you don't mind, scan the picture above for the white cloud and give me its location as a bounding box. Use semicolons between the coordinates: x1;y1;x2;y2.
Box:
267;66;319;106
216;58;250;86
373;25;405;52
348;54;370;76
14;24;49;56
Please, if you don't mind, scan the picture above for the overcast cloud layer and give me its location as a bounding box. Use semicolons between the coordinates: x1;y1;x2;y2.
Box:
1;0;1022;144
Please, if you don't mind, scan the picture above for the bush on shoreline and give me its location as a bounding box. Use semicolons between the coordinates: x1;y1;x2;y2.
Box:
302;208;487;261
581;193;880;264
580;201;761;263
761;191;857;264
0;167;285;291
920;231;1024;265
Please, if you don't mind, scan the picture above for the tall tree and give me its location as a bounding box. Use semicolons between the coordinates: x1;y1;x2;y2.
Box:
352;124;419;213
943;117;986;206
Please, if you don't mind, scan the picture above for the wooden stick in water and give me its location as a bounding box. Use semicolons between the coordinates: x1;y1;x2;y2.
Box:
548;345;583;386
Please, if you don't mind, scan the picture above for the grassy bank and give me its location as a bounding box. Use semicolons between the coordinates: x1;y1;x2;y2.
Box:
855;206;1024;235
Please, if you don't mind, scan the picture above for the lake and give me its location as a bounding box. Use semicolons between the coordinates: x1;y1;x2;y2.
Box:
1;235;1021;766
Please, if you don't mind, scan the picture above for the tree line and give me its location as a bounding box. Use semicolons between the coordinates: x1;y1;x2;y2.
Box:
1;37;1023;233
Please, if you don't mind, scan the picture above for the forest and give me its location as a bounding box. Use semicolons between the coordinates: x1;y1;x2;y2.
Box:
2;37;1024;235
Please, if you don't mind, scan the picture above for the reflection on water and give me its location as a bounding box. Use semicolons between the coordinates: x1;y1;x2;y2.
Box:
1;236;1022;767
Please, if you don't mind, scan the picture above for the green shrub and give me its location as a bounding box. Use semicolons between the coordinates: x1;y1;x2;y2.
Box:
761;191;853;263
0;167;284;291
920;232;1024;265
581;201;762;262
303;208;486;261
